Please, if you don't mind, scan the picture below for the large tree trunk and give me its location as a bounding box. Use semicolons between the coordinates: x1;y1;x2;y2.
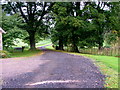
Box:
29;32;36;50
71;43;79;53
58;37;64;50
98;36;103;50
71;35;79;53
98;45;102;50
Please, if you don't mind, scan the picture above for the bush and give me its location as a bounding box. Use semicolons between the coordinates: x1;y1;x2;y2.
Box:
0;50;11;58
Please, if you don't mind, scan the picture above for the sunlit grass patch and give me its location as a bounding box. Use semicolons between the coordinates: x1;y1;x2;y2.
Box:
45;45;54;50
11;50;42;58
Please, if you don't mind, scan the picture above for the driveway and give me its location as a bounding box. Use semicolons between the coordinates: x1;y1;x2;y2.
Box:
0;49;105;88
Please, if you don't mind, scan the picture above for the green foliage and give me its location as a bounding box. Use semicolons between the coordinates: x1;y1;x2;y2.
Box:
51;2;112;51
3;2;54;49
106;2;120;37
2;13;27;49
104;31;118;46
51;2;87;51
2;2;120;51
0;50;11;58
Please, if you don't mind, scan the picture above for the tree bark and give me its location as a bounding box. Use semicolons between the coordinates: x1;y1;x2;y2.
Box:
98;36;103;50
98;41;103;50
98;45;102;50
58;37;64;50
71;34;79;53
71;43;79;53
29;32;36;50
76;2;80;16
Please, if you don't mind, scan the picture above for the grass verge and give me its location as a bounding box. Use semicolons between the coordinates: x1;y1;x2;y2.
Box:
69;53;118;88
11;49;42;58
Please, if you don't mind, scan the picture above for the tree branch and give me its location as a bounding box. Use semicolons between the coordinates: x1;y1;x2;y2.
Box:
33;2;36;15
8;2;17;14
16;2;28;23
39;2;47;21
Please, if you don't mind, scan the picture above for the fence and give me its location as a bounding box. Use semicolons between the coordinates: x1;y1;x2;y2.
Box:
79;47;119;56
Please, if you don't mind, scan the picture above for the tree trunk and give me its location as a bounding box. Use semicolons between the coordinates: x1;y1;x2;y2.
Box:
76;2;80;16
29;32;36;50
98;41;103;50
98;46;102;50
58;38;64;50
71;36;79;52
71;43;79;53
98;39;103;50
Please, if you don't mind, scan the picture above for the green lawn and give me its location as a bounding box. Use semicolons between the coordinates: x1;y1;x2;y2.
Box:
45;45;54;49
36;39;52;47
66;52;118;88
71;53;118;71
36;42;52;47
10;39;51;58
13;38;52;48
11;50;42;58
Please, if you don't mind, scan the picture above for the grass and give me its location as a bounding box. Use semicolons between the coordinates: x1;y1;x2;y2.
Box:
45;45;119;88
72;53;118;71
11;50;42;58
9;39;52;58
36;39;52;47
66;53;118;88
36;42;52;47
13;38;52;48
45;45;54;49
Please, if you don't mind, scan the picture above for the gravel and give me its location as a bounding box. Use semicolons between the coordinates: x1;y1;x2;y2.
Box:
1;49;105;88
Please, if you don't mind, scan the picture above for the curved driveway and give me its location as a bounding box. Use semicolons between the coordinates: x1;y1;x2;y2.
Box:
1;49;105;88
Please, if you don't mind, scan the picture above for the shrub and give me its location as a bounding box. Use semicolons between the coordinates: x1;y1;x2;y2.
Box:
0;50;11;58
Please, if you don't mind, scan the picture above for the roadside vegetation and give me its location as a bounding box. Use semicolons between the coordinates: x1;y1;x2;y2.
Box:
0;49;42;58
0;50;11;58
9;39;51;58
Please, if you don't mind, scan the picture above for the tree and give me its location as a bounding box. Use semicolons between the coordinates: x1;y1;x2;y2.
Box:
108;2;120;37
51;2;72;50
104;30;118;47
51;2;115;52
1;13;27;49
3;2;54;50
102;2;120;47
51;2;87;52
